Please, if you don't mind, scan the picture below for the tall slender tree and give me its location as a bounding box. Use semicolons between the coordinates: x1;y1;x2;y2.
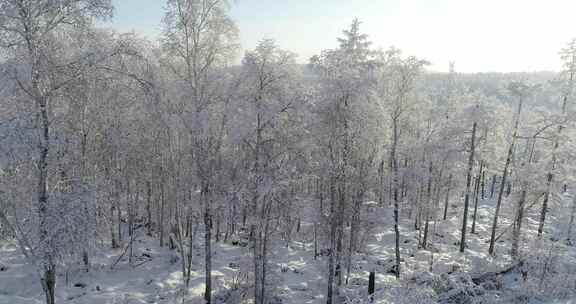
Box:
0;1;113;303
161;1;238;301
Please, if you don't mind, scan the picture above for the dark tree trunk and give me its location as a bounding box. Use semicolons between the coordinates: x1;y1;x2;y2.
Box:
511;187;527;258
326;176;337;304
111;203;118;248
460;122;477;253
160;181;165;247
471;161;484;234
422;162;433;249
538;173;553;236
443;174;452;220
41;264;56;304
203;185;212;304
146;181;152;236
540;69;571;236
489;96;523;255
490;175;496;198
481;167;486;200
391;117;401;279
368;271;375;301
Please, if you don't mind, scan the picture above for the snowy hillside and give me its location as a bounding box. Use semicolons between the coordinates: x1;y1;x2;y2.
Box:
2;193;576;303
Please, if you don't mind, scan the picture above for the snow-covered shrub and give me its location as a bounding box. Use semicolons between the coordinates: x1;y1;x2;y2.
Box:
520;240;576;301
342;279;436;304
31;182;96;268
407;271;492;304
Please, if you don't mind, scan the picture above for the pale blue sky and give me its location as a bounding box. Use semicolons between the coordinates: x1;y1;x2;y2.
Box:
107;0;576;72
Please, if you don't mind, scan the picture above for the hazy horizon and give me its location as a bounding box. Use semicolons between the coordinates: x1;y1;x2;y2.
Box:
107;0;575;73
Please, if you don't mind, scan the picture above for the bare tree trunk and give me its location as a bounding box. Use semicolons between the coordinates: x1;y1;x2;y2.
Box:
567;192;576;241
378;160;385;204
254;197;273;304
111;202;118;248
540;64;573;236
40;263;56;304
389;174;393;207
258;200;272;304
146;181;152;236
335;183;345;288
460;122;477;252
314;223;318;260
186;216;197;288
391;116;401;279
173;195;196;291
260;229;267;303
490;175;496;199
215;208;221;242
128;182;135;265
489;96;523;255
443;174;452;220
422;162;433;249
346;179;366;284
30;38;58;303
400;175;407;202
471;161;484;234
336;97;351;289
489;167;511;255
203;184;212;304
511;185;527;259
115;177;123;245
254;229;261;304
539;172;554;237
326;176;337;304
368;271;375;301
160;181;165;247
481;166;486;200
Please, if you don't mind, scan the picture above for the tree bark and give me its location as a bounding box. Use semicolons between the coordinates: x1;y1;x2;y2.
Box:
511;185;527;259
541;64;573;236
460;122;477;252
368;271;375;301
391;115;401;279
471;161;484;234
203;184;212;304
422;162;433;249
326;176;337;304
41;263;56;304
160;181;165;247
567;192;576;241
490;175;496;199
146;181;152;236
489;96;523;255
539;172;554;236
443;174;452;220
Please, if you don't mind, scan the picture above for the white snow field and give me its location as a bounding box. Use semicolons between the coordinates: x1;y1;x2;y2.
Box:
2;194;576;304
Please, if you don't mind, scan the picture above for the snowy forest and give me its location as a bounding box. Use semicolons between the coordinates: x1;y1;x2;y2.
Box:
0;1;576;304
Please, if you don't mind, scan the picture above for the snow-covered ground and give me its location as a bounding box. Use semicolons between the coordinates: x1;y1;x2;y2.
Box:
2;194;576;304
